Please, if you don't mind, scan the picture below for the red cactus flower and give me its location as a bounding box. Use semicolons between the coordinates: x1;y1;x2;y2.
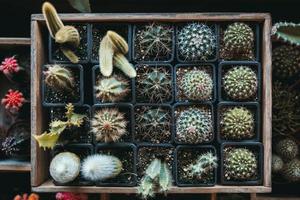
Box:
0;56;20;75
1;89;25;111
56;192;88;200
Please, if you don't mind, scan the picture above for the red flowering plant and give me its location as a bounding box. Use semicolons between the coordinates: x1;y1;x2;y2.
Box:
1;89;26;115
56;192;88;200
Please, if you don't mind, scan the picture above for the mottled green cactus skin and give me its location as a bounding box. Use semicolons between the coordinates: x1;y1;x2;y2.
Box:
272;154;284;173
221;107;255;140
275;138;299;160
223;66;257;100
272;22;300;46
283;159;300;182
44;65;74;91
178;23;216;61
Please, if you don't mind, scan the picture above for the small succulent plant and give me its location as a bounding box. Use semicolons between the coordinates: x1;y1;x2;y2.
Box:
282;159;300;182
224;147;258;181
272;22;300;46
95;74;130;102
136;66;172;103
220;107;255;140
134;23;173;61
44;65;75;91
272;154;284;173
1;89;26;112
91;108;127;143
223;66;258;100
0;56;20;75
176;107;213;144
275;138;299;160
178;23;216;61
56;192;88;200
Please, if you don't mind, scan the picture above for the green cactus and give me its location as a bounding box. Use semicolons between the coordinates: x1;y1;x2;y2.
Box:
224;148;258;181
178;69;213;101
220;107;255;140
44;65;75;91
176;107;213;144
272;22;300;46
95;74;130;102
223;66;258;100
55;26;80;47
282;159;300;182
272;154;284;173
275;138;299;160
178;23;216;61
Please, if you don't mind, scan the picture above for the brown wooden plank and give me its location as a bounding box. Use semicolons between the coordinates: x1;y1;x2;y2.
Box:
210;193;217;200
100;194;110;200
0;160;31;172
0;37;30;45
255;195;300;200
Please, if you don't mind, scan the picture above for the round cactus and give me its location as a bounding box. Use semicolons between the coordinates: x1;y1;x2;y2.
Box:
224;148;258;181
91;108;127;143
283;159;300;182
178;23;216;61
275;138;299;160
220;107;255;140
178;69;213;101
272;45;300;79
44;65;74;91
223;66;257;100
272;154;284;173
176;107;213;144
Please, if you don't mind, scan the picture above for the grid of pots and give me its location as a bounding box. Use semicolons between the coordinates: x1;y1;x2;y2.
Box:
43;21;263;187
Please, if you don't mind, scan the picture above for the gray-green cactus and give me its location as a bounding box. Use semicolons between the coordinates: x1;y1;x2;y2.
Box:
275;138;299;160
272;22;300;46
272;154;284;173
44;65;75;91
283;159;300;182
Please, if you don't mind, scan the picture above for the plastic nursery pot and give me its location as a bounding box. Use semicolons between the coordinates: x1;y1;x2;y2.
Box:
92;65;135;104
175;145;217;187
173;102;215;145
218;61;261;102
134;103;173;144
42;64;84;106
52;143;94;186
49;23;91;64
219;23;260;62
95;143;137;186
174;64;217;103
220;142;263;185
176;23;219;63
90;23;131;63
135;63;174;104
49;104;92;144
217;102;260;143
92;103;134;143
132;23;175;63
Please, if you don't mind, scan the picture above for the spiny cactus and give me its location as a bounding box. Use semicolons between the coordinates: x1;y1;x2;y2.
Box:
272;154;284;173
95;74;130;102
282;159;300;182
224;148;258;181
223;66;258;100
272;22;300;46
0;56;20;75
135;23;173;61
44;65;75;91
176;107;213;144
136;66;172;103
1;89;26;112
220;107;255;140
81;154;123;181
178;23;216;61
91;108;127;143
178;69;213;101
275;138;299;160
272;45;300;79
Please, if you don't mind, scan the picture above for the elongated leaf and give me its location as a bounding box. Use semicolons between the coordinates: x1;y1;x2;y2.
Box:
145;158;161;179
67;0;91;13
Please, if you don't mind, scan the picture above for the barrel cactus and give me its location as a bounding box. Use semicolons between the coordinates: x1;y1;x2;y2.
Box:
275;138;299;160
283;159;300;182
178;23;216;61
272;154;284;173
44;65;74;91
223;66;257;100
220;107;255;140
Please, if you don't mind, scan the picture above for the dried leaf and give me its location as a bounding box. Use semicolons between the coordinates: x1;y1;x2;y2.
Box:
67;0;91;13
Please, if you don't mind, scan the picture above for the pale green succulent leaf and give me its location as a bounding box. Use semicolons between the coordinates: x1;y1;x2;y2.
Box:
145;158;161;179
67;0;91;13
159;162;172;193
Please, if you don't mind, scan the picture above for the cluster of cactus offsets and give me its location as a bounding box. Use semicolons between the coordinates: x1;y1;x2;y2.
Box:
275;138;299;160
272;45;300;79
224;148;258;181
272;154;284;173
272;22;300;46
178;23;216;61
81;154;123;181
220;107;255;140
136;66;172;103
95;74;130;102
44;65;75;91
91;108;127;143
223;66;258;100
134;23;173;61
282;159;300;182
135;107;171;143
178;68;213;101
176;107;213;144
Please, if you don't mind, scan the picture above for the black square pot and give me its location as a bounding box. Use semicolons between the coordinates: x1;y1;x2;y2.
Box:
176;23;219;63
175;145;217;187
132;23;175;63
90;23;131;64
49;23;91;64
218;61;261;102
220;142;263;185
52;143;94;186
42;64;84;106
134;103;173;144
92;65;135;104
173;102;215;145
174;63;217;103
217;102;260;143
91;103;134;143
135;63;174;104
95;143;137;186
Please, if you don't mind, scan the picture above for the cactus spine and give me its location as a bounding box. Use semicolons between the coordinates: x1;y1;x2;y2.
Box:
275;138;299;160
272;22;300;46
44;65;75;91
283;159;300;182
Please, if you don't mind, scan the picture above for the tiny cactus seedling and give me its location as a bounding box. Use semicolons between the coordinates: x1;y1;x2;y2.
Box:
223;66;258;100
55;26;80;47
0;56;20;75
44;65;75;91
275;138;299;160
1;89;25;112
282;159;300;182
272;22;300;46
91;108;127;143
272;154;284;173
81;154;123;181
178;23;216;61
